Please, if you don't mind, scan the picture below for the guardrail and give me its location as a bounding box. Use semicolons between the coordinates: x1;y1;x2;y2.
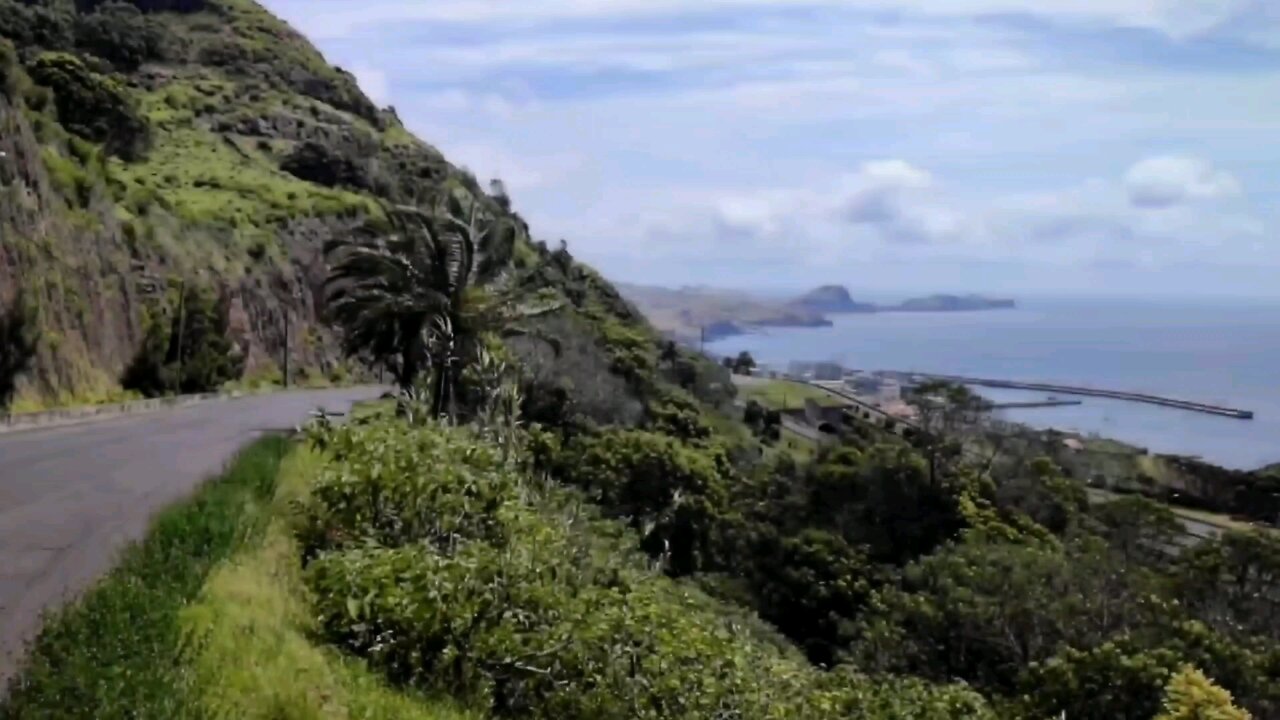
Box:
0;392;235;435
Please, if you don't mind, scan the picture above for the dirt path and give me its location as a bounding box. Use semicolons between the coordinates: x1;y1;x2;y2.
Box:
0;387;384;686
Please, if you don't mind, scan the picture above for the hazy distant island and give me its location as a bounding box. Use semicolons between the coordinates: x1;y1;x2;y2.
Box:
791;285;878;314
615;283;832;343
619;283;1016;342
888;293;1018;312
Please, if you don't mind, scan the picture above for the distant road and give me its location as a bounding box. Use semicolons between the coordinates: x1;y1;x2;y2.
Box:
0;387;384;686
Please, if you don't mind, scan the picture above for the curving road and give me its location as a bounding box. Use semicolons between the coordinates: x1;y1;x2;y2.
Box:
0;387;384;686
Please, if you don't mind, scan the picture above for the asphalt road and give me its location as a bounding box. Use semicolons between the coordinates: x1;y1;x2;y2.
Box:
0;387;384;686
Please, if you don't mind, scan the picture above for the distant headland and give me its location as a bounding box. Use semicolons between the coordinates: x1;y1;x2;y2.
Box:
618;283;1016;342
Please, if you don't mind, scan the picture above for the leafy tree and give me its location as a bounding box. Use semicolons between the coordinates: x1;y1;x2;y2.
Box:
645;388;713;442
732;350;756;375
748;528;876;666
906;380;993;483
1092;494;1183;562
994;456;1088;535
670;356;698;390
122;283;244;396
1019;622;1278;719
1018;640;1185;720
556;428;728;574
1155;666;1252;720
855;534;1157;691
804;443;967;563
511;314;643;430
1174;530;1280;642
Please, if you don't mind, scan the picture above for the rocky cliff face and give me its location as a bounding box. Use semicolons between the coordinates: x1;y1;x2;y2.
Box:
0;0;507;408
1;89;141;404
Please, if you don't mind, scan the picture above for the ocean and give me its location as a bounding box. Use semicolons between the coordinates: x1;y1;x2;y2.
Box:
705;297;1280;470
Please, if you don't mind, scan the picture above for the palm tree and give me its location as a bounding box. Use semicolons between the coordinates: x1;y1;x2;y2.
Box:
326;193;561;417
325;205;451;394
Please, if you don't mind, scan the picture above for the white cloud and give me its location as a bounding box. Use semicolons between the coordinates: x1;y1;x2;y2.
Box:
269;0;1271;43
629;156;1266;273
1124;156;1243;209
257;0;1280;294
834;161;956;243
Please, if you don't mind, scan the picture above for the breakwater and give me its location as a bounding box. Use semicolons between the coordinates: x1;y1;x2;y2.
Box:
907;374;1254;420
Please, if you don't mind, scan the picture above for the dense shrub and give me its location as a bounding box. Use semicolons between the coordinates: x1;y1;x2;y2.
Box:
747;528;876;666
555;425;727;520
854;534;1163;691
27;51;150;158
1018;620;1280;720
644;387;714;441
299;420;995;719
0;0;75;51
296;422;521;558
1173;529;1280;642
73;2;165;71
74;0;208;13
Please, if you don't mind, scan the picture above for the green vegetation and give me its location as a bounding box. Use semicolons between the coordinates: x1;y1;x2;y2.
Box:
738;378;848;410
298;418;994;719
73;2;166;72
0;293;36;413
123;281;245;396
181;445;478;720
325;195;559;413
1;436;287;717
27;51;150;159
4;1;1279;717
1155;667;1251;720
0;0;475;406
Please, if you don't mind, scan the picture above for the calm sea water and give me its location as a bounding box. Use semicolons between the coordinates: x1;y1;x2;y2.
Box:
706;297;1280;470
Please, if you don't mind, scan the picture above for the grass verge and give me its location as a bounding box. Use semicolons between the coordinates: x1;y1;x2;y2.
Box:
738;378;850;410
178;446;477;720
0;436;289;719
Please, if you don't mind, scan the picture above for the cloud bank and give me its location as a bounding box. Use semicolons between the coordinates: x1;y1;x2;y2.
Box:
262;0;1280;295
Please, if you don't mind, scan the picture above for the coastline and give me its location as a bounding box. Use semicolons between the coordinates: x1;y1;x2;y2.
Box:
701;299;1280;472
688;305;1015;343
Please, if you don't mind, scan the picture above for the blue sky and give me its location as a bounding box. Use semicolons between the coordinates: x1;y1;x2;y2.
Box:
261;0;1280;297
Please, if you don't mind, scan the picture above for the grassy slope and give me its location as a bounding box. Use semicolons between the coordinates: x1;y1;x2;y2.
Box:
1;436;288;718
0;437;473;719
737;377;849;410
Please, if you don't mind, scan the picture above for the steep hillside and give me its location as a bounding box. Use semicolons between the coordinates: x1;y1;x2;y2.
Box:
0;0;510;409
